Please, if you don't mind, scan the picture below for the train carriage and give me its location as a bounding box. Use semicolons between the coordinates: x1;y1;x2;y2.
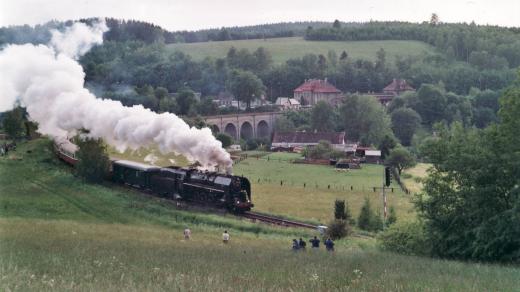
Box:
54;139;253;212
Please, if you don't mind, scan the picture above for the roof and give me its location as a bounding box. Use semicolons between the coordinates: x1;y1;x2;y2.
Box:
113;160;161;171
383;79;415;92
365;150;381;157
272;131;345;145
294;79;342;94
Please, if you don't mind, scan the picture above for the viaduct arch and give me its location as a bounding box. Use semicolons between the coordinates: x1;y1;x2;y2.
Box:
204;112;282;141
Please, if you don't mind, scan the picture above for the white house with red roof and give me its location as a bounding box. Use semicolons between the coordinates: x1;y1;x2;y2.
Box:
293;79;343;107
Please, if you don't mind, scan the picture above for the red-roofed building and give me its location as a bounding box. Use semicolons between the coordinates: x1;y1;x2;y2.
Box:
383;79;415;95
371;79;415;105
293;79;343;107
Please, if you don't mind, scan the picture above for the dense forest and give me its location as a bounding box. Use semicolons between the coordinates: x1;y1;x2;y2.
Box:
0;19;333;45
2;17;513;140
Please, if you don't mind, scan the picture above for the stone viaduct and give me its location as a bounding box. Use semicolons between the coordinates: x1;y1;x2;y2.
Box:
204;112;282;141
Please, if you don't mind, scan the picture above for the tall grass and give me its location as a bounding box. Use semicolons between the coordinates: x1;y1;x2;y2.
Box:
1;139;519;291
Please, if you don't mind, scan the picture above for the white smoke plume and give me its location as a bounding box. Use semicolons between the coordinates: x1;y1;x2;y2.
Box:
0;19;233;172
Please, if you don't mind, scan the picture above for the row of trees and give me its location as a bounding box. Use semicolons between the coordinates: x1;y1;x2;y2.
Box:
306;20;520;68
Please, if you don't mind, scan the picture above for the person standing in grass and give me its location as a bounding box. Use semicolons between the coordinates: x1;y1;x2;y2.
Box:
325;238;335;252
298;238;306;250
222;230;230;244
183;227;191;240
292;239;299;251
309;236;320;249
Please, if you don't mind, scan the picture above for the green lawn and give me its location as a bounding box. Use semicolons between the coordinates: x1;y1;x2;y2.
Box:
1;139;519;291
167;37;435;64
233;153;413;223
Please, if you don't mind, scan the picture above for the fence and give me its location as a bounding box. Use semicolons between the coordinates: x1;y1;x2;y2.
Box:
233;175;398;193
391;167;411;195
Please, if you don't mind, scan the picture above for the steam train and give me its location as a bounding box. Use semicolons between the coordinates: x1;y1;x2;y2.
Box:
54;138;253;212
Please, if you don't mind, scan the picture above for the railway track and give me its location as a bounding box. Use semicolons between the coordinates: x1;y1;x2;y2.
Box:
241;211;319;229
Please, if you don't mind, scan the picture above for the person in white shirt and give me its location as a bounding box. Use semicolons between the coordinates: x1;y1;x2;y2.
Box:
183;227;191;240
222;230;230;243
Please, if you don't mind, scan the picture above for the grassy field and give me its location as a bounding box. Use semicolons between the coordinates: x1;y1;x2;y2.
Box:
1;139;519;291
402;163;431;194
167;37;435;64
233;152;413;223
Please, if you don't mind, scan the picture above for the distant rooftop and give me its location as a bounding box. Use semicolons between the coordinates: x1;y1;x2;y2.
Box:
294;79;341;94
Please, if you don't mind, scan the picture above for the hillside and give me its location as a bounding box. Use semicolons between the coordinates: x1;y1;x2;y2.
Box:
166;37;435;63
1;139;520;290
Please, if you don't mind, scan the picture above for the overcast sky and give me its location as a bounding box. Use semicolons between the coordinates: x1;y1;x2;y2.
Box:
1;0;519;30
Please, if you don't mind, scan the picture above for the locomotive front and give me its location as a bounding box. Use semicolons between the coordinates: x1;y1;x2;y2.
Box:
230;176;253;211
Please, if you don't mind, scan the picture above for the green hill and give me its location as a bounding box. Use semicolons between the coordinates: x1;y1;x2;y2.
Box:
1;139;519;291
166;37;435;64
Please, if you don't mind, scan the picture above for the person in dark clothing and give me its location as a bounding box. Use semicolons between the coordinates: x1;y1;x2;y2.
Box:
325;238;335;251
298;238;306;249
292;239;299;251
309;236;320;248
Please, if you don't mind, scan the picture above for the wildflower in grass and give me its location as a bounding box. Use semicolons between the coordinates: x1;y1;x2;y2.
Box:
310;273;320;282
351;269;363;284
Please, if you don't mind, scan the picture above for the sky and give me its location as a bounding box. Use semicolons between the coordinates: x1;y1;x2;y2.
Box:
1;0;519;30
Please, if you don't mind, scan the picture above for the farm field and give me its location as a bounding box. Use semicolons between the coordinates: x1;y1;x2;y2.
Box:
233;152;413;223
1;139;520;291
167;37;435;64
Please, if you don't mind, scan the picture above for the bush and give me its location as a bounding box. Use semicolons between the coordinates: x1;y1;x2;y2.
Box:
378;221;431;256
216;133;233;148
387;206;397;225
76;137;110;183
326;219;350;240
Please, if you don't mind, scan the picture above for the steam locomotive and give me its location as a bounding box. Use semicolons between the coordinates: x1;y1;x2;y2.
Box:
54;138;253;212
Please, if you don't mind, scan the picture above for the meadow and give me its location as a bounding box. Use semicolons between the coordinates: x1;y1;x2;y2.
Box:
167;37;435;64
1;139;519;291
234;152;413;223
401;163;431;194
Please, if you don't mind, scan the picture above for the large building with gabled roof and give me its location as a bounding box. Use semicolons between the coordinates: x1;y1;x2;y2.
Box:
293;79;343;107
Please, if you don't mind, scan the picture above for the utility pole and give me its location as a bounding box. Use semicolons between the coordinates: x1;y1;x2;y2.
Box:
383;166;391;230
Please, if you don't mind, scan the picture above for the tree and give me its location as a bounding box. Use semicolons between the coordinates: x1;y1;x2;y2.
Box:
304;140;334;160
334;199;347;220
310;101;335;132
358;198;375;231
76;137;110;183
430;13;439;26
274;116;295;132
333;19;341;29
379;134;397;160
340;95;393;146
328;199;351;240
386;147;416;175
154;87;168;100
414;84;447;126
159;97;178;113
229;70;264;109
391;108;422;146
339;50;348;61
416;79;520;262
176;88;197;115
2;107;25;139
216;133;233;148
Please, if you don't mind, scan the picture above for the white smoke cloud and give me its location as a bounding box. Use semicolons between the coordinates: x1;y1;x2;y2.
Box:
0;19;232;172
50;20;108;59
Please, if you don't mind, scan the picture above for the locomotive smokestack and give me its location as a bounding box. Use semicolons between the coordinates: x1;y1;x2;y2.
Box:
0;19;233;172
